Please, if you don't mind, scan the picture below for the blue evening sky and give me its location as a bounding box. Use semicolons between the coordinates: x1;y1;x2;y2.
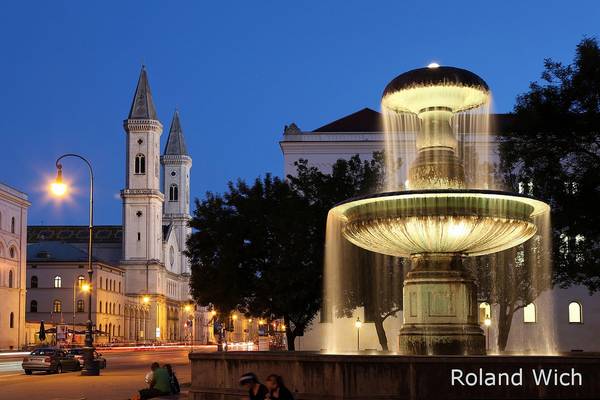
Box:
1;1;599;225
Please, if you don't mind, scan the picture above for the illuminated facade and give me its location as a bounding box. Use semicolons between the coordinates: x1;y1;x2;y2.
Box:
0;183;29;350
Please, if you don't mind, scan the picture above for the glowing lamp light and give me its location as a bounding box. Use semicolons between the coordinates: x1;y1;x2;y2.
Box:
258;319;265;326
210;310;217;317
484;318;492;327
142;295;150;304
81;283;91;292
355;317;362;329
427;62;440;69
184;305;192;312
50;167;67;196
248;318;253;323
232;314;238;320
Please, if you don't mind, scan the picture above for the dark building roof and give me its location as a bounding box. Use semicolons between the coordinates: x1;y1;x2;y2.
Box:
313;108;382;133
128;66;158;120
163;110;189;156
28;226;124;266
309;108;514;135
28;242;104;263
28;225;122;244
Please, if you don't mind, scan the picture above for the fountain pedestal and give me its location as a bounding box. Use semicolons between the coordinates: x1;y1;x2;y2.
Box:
399;255;485;355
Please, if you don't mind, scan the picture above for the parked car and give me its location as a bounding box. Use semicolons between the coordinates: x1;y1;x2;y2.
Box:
67;348;107;369
22;348;81;374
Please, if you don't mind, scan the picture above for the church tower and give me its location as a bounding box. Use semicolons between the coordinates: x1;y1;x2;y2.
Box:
121;66;164;265
161;110;192;274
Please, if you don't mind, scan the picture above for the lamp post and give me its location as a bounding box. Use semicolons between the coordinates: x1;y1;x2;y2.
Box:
355;317;362;352
51;154;99;376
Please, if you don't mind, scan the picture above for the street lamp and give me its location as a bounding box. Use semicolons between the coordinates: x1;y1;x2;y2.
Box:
355;317;362;352
51;154;99;376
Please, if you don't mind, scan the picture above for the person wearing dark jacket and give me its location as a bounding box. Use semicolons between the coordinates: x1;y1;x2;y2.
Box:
164;364;180;394
265;374;295;400
239;372;269;400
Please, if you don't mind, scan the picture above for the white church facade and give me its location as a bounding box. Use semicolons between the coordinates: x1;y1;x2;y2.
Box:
25;67;204;344
280;108;600;354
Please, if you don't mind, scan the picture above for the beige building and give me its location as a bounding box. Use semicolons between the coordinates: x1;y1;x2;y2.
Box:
25;239;126;344
0;182;30;350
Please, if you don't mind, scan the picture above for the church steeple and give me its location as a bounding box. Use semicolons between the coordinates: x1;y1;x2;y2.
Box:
161;110;192;275
128;65;158;120
164;110;188;156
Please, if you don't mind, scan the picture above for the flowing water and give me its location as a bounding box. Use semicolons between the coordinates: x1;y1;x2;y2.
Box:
322;92;556;355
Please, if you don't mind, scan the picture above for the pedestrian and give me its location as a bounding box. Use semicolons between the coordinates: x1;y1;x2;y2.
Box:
239;372;269;400
165;363;180;394
137;362;172;400
265;374;294;400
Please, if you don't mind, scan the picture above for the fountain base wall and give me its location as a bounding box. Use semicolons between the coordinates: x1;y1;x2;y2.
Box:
188;351;600;400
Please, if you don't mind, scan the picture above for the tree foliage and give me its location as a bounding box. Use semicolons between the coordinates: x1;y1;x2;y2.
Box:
187;153;388;350
500;37;600;292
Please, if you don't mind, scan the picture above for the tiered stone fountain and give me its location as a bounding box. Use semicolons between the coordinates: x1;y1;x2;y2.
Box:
330;65;548;355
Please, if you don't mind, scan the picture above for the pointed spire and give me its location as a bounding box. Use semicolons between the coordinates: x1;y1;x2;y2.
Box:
164;110;189;156
128;65;158;120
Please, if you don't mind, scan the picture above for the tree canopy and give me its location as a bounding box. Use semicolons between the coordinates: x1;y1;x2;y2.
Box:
187;153;389;350
500;37;600;292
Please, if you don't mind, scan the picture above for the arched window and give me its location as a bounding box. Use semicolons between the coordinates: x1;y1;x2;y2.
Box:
118;325;121;336
99;301;102;313
53;276;62;288
8;270;13;288
99;324;102;332
118;281;121;293
135;154;146;174
169;184;178;201
77;275;85;287
523;303;536;323
53;300;62;313
9;312;14;328
9;247;16;258
31;276;38;288
77;299;84;313
118;304;121;315
11;217;15;233
99;277;103;289
568;301;583;323
30;300;38;312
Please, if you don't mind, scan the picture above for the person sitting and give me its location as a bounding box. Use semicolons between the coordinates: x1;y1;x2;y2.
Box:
138;362;172;400
239;372;269;400
165;363;180;394
265;374;295;400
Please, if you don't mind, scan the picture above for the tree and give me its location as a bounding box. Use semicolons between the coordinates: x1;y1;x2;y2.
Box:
288;153;403;351
187;175;321;350
500;37;600;292
471;233;552;351
188;153;391;350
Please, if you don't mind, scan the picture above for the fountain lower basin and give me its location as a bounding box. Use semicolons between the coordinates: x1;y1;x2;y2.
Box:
331;189;549;257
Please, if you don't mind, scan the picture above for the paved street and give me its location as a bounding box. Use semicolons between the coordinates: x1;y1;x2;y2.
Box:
0;346;214;400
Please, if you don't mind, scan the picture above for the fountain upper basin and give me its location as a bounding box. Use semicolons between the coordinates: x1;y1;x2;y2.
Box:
381;66;490;114
331;189;549;257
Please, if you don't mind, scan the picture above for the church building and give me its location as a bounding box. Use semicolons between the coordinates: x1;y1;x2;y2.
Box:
25;67;201;344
